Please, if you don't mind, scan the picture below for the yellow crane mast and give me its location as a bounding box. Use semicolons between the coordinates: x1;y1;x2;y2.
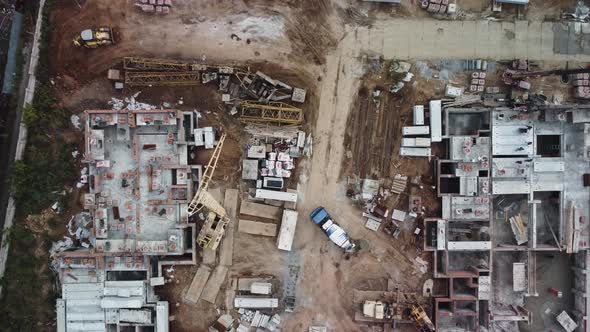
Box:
187;133;231;250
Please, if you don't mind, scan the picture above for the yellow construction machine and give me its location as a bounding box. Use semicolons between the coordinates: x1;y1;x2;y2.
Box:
73;27;115;48
410;304;436;332
187;132;230;250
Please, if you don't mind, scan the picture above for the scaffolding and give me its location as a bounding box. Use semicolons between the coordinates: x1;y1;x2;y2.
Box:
124;71;201;86
239;101;303;125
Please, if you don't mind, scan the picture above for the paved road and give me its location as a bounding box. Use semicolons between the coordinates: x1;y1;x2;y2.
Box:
347;19;590;62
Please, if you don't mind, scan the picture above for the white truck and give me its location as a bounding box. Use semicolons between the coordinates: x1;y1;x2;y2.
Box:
309;207;355;252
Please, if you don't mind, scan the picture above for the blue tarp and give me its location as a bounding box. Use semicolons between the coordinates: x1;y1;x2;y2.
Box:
2;11;23;95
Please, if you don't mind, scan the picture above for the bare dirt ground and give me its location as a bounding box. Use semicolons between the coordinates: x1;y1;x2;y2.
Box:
44;0;580;331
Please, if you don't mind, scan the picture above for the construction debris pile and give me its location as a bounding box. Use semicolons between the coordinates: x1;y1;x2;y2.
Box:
108;92;157;110
238;71;305;103
242;126;308;183
388;60;414;94
347;175;426;240
109;57;307;126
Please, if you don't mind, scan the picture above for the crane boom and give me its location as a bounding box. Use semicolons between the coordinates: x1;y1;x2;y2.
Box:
506;68;590;80
187;132;227;216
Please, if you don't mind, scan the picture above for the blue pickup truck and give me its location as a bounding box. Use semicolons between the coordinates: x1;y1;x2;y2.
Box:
310;207;355;252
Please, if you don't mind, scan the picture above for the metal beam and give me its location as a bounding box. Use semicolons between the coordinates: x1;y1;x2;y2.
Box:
239;101;303;125
125;71;200;86
124;57;204;71
123;57;247;74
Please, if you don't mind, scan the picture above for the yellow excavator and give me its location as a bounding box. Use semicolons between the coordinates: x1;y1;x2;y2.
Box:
410;304;436;332
73;27;115;48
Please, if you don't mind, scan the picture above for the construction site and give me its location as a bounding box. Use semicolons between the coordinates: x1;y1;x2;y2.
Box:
3;0;590;332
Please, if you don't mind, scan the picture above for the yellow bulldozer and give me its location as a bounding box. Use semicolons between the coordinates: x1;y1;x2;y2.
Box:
73;27;115;48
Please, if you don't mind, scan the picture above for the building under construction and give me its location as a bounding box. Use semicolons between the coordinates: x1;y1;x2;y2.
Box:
423;104;590;332
54;109;222;332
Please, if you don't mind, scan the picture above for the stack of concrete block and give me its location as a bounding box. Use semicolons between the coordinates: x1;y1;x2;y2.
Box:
135;0;172;14
572;73;590;98
469;72;486;92
421;0;449;14
485;86;500;94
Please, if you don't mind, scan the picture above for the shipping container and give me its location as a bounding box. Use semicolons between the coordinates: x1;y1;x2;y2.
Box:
403;126;430;136
402;137;431;147
413;105;425;125
276;210;298;251
255;189;297;202
234;297;279;308
429;100;442;142
400;147;432;157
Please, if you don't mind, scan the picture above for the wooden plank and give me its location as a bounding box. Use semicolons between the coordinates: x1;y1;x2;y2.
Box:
238;219;277;237
225;278;237;310
240;200;282;220
224;189;240;218
219;189;239;266
201;265;229;304
202;248;216;266
184;265;211;304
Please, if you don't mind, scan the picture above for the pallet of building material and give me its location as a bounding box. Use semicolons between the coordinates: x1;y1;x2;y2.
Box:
391;175;408;194
125;71;200;86
238;219;277;237
365;218;381;232
135;0;172;12
107;69;121;80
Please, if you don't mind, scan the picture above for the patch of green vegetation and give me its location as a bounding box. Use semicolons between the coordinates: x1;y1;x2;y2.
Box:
12;0;72;218
0;223;48;332
1;0;76;330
